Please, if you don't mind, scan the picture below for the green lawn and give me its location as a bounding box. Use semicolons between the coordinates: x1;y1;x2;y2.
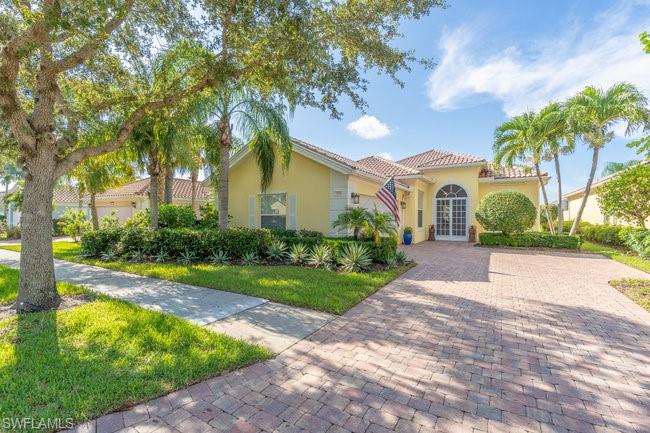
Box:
1;242;412;314
580;241;650;274
609;278;650;311
0;265;270;431
0;265;87;305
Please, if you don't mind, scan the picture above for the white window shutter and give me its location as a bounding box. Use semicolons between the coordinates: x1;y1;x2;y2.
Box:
248;195;256;228
287;193;297;229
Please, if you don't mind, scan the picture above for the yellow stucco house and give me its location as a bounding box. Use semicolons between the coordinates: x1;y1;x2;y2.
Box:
229;138;543;243
561;160;649;227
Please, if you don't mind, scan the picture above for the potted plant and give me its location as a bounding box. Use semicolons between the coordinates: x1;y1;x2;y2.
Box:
403;226;413;245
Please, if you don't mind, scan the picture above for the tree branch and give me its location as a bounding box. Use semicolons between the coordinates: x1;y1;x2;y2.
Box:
50;0;135;74
55;72;217;177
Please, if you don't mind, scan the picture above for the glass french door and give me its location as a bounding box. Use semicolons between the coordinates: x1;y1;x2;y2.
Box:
435;198;467;240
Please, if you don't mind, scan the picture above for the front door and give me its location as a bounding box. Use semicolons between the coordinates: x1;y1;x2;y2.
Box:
434;184;468;241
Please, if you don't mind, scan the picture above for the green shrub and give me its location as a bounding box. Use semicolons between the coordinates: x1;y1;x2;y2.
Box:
475;191;536;235
5;225;20;240
199;202;219;229
124;210;149;228
158;204;196;229
81;228;123;257
100;211;121;229
338;243;372;272
619;228;650;258
117;227;156;257
479;232;582;249
52;217;66;236
58;209;92;242
582;224;624;246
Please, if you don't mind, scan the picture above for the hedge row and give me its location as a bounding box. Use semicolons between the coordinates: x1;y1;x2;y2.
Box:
479;232;582;249
580;223;650;258
81;227;397;263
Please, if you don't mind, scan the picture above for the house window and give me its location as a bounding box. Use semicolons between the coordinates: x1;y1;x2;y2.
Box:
417;190;424;228
260;193;287;229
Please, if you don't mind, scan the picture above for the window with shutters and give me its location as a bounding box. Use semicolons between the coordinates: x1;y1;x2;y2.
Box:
260;193;287;229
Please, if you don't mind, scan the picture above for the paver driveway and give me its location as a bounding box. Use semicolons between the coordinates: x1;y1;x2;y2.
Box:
73;242;650;433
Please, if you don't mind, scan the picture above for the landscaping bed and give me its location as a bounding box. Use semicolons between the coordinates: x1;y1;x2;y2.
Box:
581;241;650;274
1;242;413;314
609;278;650;311
0;265;270;432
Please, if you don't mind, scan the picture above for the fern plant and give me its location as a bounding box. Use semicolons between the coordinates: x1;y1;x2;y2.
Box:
154;248;169;263
267;239;288;262
180;249;195;266
338;243;372;273
241;251;260;265
307;244;332;269
210;250;230;266
288;243;309;265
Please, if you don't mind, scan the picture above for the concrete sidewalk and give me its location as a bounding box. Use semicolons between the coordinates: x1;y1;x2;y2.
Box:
0;248;332;352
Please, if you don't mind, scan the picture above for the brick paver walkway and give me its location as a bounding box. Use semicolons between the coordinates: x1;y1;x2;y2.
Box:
71;242;650;433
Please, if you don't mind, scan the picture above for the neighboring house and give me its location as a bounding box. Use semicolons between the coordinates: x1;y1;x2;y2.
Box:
229;138;544;243
561;160;650;227
5;178;211;227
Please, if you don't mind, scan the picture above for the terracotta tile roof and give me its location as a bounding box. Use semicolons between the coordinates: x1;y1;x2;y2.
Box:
397;149;485;169
356;156;420;177
479;163;539;179
97;178;211;199
53;186;82;203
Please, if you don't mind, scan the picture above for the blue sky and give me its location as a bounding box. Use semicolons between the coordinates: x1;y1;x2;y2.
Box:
288;0;650;200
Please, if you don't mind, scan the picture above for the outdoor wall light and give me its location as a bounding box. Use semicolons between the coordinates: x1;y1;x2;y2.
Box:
400;201;407;210
351;193;360;204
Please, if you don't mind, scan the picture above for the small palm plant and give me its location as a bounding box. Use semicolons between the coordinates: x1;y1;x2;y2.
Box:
100;249;118;262
267;239;288;262
210;250;230;266
332;207;370;240
338;243;372;273
288;243;309;265
365;208;397;244
241;251;260;266
154;248;169;263
180;249;195;266
307;244;332;269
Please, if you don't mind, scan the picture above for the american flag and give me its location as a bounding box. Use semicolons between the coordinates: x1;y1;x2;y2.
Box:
376;177;400;225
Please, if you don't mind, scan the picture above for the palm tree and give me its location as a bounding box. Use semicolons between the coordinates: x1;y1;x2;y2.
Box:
601;160;640;177
493;112;556;234
71;152;135;230
566;83;650;235
536;103;575;234
365;208;398;244
201;86;292;229
332;207;370;240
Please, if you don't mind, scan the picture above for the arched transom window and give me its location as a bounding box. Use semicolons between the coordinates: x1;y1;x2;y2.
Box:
436;184;467;198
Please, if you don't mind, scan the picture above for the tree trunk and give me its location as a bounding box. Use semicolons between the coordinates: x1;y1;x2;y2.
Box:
535;163;555;235
147;153;161;230
164;164;174;204
218;116;231;230
554;153;563;234
16;150;60;313
570;146;600;236
90;192;99;230
190;168;199;216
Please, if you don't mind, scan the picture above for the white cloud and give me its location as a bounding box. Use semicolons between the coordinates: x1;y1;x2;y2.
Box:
376;152;394;160
426;1;650;124
346;115;391;140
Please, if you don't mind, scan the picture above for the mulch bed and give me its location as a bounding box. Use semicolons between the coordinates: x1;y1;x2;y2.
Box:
0;293;96;321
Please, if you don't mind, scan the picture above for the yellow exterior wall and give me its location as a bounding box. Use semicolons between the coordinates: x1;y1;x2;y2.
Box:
477;180;541;233
228;150;332;232
563;190;649;227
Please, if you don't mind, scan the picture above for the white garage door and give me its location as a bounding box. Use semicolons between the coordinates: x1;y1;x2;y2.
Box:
97;206;133;223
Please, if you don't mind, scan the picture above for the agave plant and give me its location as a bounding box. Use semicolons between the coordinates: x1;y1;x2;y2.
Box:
130;249;146;263
395;251;408;266
384;254;398;269
100;249;118;262
288;243;309;265
154;248;169;263
210;250;230;266
338;243;372;273
180;249;195;266
267;239;288;262
307;244;332;269
241;251;260;266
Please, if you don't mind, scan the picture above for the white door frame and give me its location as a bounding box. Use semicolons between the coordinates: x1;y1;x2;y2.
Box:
433;184;469;241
